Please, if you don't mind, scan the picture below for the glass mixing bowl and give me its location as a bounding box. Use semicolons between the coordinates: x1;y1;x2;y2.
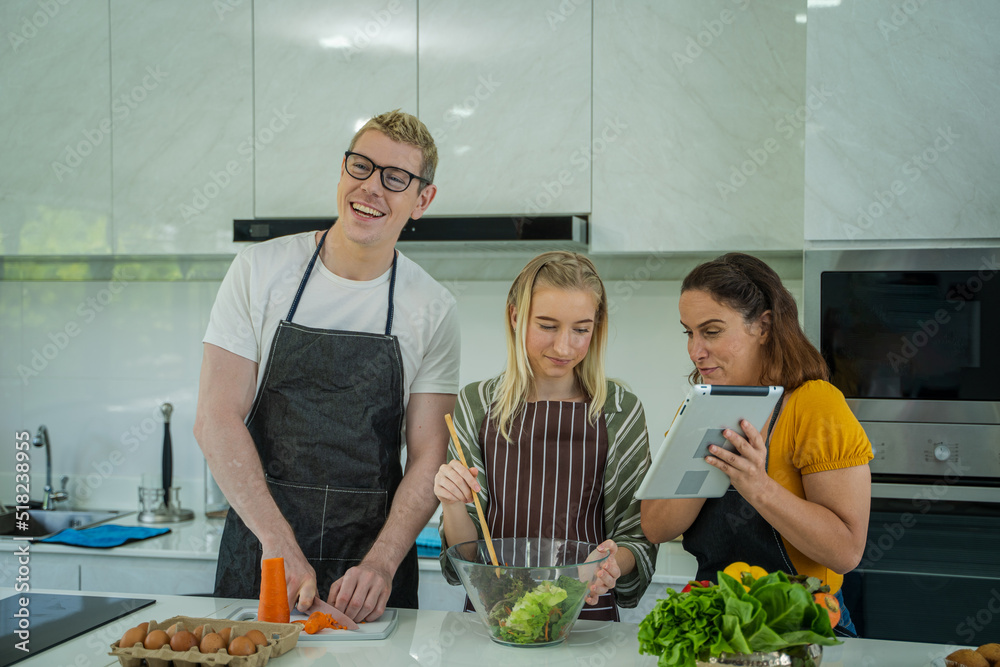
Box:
446;537;609;647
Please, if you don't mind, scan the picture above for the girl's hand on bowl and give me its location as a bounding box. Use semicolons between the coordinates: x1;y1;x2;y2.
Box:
585;539;621;605
433;460;480;506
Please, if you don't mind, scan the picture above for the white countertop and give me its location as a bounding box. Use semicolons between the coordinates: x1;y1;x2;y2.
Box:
1;589;969;667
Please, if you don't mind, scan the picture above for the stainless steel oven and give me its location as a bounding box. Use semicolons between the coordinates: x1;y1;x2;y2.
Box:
804;247;1000;644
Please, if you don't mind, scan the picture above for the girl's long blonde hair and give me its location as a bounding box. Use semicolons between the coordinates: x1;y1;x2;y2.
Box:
491;251;609;441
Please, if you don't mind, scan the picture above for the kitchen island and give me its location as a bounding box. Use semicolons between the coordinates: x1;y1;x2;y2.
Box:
1;589;965;667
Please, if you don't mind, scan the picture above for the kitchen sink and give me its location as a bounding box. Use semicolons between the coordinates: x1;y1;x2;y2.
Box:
0;509;133;539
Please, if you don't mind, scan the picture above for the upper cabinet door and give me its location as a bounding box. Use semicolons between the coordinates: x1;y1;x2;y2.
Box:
111;0;253;255
0;1;112;255
805;1;1000;241
418;0;591;216
592;1;806;253
254;0;418;218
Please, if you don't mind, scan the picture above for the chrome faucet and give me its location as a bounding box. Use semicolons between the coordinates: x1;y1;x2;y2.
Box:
32;426;68;510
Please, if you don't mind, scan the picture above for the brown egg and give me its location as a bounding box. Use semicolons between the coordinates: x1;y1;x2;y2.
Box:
143;629;170;650
947;649;989;667
119;625;147;648
164;622;179;638
199;632;227;654
136;622;149;635
244;629;268;647
170;630;199;652
192;625;205;643
978;644;1000;667
218;627;232;645
227;636;256;656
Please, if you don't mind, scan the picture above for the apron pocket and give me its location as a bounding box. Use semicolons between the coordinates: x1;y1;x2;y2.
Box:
266;476;387;561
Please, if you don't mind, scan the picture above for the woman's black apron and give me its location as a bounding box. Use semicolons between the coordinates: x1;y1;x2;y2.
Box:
682;394;857;636
214;229;418;608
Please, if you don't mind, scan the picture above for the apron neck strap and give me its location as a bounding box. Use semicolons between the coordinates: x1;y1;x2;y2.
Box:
385;250;398;336
762;392;785;468
286;229;328;322
285;229;399;337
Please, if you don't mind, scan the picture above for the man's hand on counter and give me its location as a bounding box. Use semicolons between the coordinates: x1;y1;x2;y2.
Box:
327;559;393;623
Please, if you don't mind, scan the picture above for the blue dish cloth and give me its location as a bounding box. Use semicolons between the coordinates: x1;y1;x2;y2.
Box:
416;525;442;558
41;524;170;548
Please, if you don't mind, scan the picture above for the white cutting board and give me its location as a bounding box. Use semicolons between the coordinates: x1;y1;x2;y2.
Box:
226;606;397;641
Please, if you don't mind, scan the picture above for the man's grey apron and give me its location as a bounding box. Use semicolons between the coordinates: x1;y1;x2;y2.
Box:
682;394;857;637
214;229;419;609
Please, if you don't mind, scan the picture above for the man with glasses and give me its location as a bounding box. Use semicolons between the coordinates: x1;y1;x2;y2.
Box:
196;110;460;624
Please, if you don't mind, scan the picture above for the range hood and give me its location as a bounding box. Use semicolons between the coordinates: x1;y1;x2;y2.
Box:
233;215;588;252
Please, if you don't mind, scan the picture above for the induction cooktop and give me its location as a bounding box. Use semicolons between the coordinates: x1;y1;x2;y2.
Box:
0;592;154;666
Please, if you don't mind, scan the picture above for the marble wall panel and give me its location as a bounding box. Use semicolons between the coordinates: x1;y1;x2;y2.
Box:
418;0;591;216
110;0;253;254
0;0;112;255
593;0;807;253
253;0;418;217
805;0;1000;241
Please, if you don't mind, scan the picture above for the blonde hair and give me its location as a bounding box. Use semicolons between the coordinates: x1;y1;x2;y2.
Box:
492;251;609;441
349;109;438;188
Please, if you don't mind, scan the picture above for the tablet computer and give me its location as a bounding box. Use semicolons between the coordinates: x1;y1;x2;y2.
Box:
635;384;784;499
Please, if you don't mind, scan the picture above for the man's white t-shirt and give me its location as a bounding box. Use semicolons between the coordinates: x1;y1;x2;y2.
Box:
204;231;461;412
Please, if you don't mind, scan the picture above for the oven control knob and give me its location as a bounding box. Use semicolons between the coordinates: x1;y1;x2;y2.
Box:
934;444;951;461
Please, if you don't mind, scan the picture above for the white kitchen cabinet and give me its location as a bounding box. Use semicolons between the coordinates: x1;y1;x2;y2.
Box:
0;549;215;595
253;0;418;218
0;1;112;255
0;552;80;590
805;1;1000;241
79;555;216;596
110;0;253;255
591;1;806;253
418;0;591;216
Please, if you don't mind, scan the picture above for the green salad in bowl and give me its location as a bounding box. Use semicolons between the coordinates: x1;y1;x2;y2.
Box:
447;537;608;647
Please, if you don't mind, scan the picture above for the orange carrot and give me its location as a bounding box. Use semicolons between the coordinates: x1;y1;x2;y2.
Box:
298;611;356;634
258;557;290;623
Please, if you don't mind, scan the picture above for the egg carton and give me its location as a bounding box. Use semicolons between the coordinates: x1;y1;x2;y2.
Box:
108;615;301;667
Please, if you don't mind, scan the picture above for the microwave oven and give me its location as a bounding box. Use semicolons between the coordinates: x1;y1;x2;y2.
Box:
805;247;1000;645
803;247;1000;496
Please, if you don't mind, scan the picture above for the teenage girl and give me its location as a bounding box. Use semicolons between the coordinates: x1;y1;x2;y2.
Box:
434;251;657;620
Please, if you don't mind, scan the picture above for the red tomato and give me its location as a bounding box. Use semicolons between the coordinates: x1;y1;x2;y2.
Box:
680;580;713;593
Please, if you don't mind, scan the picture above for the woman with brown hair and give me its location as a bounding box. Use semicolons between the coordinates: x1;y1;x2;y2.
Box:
640;252;872;636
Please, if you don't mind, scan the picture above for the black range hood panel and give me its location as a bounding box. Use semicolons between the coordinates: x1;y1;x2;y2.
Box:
233;216;588;252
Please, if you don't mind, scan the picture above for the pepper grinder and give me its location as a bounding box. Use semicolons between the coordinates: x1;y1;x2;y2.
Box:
161;402;173;507
138;403;193;523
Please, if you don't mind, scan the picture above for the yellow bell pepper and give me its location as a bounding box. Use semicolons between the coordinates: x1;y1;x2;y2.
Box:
723;562;751;580
722;562;769;590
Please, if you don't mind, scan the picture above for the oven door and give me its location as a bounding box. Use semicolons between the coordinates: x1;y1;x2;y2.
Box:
849;498;1000;644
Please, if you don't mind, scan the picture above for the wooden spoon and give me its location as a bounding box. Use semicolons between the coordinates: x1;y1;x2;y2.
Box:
444;413;501;576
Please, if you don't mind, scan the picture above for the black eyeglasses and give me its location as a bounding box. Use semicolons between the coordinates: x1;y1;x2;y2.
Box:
343;151;431;192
